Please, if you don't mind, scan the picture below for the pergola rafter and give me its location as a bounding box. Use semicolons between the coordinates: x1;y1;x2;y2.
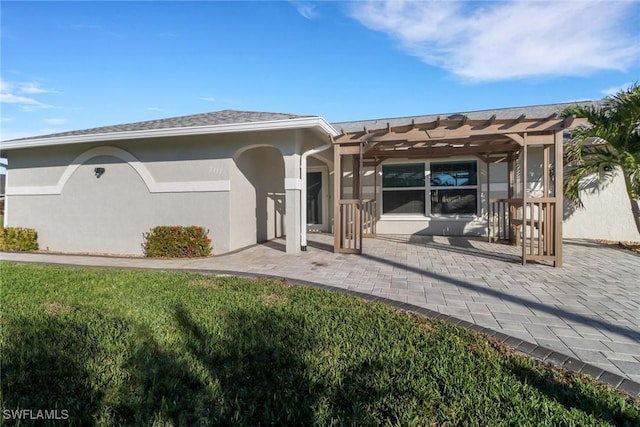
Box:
332;114;587;267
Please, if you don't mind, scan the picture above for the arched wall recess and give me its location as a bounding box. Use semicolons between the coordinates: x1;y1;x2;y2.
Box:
6;146;231;195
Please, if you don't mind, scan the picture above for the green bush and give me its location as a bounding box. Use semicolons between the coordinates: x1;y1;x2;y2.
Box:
0;227;38;251
143;225;212;258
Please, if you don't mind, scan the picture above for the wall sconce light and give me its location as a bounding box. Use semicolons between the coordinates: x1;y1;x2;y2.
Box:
94;167;105;178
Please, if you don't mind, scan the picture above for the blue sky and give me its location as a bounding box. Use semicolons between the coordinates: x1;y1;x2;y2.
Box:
1;0;639;143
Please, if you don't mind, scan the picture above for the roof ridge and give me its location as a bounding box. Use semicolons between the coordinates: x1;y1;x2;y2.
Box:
84;109;306;129
330;100;598;125
3;109;311;142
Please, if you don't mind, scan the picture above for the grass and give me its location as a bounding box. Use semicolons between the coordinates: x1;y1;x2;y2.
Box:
1;263;639;426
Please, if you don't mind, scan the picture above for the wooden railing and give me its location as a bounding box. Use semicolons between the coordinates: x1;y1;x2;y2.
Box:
362;199;377;238
521;199;557;262
336;199;377;254
489;198;511;242
490;198;559;264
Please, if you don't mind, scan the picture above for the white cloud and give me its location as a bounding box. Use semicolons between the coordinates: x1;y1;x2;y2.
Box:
200;97;216;102
43;118;69;126
601;82;634;96
349;1;640;81
146;107;164;111
290;1;317;20
0;93;53;111
0;79;10;93
0;78;57;111
18;82;58;94
64;23;124;39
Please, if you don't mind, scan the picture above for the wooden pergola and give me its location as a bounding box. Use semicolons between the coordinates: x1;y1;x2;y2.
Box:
332;113;582;267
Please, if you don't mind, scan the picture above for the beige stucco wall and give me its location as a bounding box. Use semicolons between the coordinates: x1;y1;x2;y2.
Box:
230;146;285;251
6;139;233;254
8;157;230;254
562;167;640;241
5;128;330;255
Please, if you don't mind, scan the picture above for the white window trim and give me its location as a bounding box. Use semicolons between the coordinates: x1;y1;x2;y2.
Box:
379;158;481;219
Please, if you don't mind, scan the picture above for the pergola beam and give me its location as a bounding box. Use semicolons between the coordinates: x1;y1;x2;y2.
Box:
334;118;570;146
373;145;520;158
484;114;497;127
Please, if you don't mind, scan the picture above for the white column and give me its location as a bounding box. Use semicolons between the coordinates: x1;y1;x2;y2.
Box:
284;155;301;254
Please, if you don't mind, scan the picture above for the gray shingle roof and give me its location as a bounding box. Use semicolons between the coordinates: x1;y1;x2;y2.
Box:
6;110;311;142
330;101;599;133
5;101;600;143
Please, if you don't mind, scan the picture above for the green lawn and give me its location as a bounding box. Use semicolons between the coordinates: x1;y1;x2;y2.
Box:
1;263;638;426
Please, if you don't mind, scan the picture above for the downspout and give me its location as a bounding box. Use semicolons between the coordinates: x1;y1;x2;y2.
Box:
300;137;333;251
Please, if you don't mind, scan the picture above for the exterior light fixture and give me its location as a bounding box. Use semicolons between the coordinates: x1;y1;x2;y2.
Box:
94;167;105;178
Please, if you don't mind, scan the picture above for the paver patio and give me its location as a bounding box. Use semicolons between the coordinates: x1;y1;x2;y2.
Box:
2;235;639;386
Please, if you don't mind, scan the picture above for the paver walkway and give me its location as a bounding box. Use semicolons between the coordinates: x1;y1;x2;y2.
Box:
2;235;639;385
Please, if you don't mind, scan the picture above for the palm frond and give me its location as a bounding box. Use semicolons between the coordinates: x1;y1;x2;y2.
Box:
561;83;640;206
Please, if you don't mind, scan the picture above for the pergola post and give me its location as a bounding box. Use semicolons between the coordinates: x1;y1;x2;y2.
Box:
522;135;528;265
357;143;364;249
554;130;564;267
333;145;342;252
352;154;361;199
486;157;491;242
507;153;516;243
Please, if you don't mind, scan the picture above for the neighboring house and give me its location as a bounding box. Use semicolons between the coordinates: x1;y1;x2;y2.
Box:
1;104;637;260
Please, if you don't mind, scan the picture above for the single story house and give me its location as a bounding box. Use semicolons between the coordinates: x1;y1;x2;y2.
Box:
1;104;638;266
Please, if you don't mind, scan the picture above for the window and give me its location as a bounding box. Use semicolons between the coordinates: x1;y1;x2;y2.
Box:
430;161;478;215
382;163;425;214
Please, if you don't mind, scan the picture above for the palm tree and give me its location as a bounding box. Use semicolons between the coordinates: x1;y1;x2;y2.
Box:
562;83;640;234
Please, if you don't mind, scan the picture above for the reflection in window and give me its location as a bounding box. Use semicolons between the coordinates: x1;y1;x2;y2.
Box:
430;161;478;215
431;161;477;186
380;161;479;216
382;163;425;188
431;189;477;214
382;163;425;214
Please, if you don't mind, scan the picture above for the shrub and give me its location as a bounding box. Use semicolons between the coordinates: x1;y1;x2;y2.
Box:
0;227;38;252
143;226;212;258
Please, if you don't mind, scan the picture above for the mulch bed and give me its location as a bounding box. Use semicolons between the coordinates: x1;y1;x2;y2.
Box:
597;240;640;254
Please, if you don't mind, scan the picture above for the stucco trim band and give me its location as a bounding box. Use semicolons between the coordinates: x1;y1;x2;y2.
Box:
6;146;231;195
